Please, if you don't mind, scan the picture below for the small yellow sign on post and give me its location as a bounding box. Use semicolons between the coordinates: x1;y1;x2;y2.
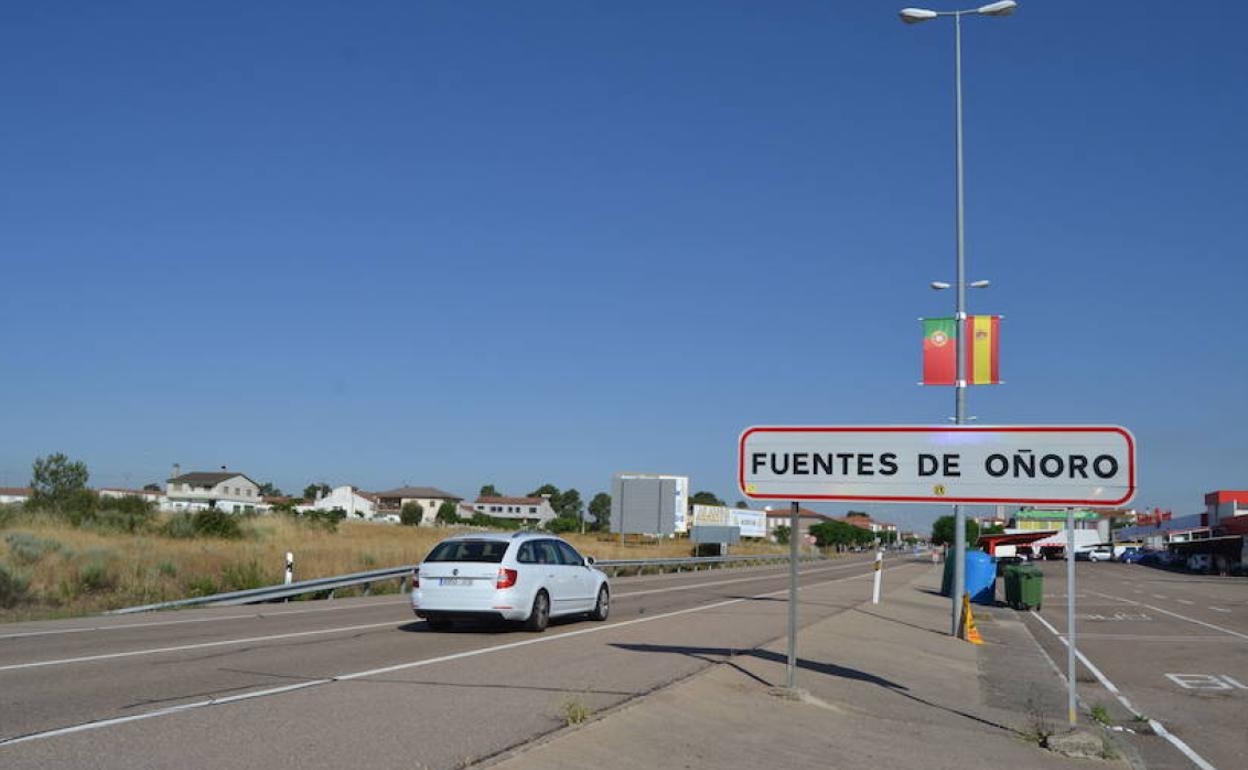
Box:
961;592;983;645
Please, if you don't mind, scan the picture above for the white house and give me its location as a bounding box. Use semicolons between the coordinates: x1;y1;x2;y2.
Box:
165;468;262;513
0;487;31;505
299;486;379;520
99;488;166;506
472;495;557;525
375;487;462;525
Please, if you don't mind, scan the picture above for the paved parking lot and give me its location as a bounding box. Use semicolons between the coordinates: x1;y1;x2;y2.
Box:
1022;560;1247;770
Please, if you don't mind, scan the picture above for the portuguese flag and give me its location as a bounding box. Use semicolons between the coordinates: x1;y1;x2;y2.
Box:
922;318;958;385
922;316;1000;386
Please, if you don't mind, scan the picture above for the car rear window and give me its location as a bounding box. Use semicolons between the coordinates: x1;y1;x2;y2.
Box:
424;540;509;563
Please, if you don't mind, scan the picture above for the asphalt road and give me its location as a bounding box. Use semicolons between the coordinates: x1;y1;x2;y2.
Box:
0;552;924;769
1022;560;1248;770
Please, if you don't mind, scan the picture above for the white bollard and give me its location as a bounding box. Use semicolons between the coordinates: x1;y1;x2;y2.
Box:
872;549;883;604
285;551;294;585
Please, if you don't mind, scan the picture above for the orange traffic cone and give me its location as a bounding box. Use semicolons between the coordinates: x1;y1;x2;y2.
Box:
962;592;984;645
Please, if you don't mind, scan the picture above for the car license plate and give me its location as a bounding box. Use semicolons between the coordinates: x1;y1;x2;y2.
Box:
439;577;472;586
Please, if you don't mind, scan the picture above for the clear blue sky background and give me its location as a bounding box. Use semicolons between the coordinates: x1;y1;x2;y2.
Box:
2;2;1244;532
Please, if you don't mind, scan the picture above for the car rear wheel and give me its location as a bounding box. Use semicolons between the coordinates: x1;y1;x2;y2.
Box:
524;591;550;632
590;586;610;621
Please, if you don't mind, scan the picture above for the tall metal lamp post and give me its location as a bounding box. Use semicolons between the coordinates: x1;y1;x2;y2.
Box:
899;0;1017;636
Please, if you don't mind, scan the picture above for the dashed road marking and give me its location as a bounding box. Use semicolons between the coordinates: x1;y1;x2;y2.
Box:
1209;607;1231;613
1089;591;1248;643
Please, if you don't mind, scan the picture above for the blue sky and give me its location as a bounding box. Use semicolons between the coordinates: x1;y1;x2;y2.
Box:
1;2;1244;532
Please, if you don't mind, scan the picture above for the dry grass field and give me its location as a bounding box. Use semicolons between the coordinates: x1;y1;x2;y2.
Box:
0;509;787;622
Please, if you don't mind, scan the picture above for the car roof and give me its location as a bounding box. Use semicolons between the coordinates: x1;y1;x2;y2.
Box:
440;531;551;543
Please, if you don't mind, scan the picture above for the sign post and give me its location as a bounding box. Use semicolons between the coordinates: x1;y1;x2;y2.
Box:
1066;507;1078;726
740;425;1136;639
787;501;799;690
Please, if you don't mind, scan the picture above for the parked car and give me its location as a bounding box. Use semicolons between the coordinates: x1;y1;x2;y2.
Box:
1117;547;1145;564
1085;545;1114;562
410;532;610;632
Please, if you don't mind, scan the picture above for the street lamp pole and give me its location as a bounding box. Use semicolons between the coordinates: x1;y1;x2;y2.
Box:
900;1;1016;637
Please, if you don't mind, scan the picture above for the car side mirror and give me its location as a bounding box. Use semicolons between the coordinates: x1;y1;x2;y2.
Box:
585;556;595;567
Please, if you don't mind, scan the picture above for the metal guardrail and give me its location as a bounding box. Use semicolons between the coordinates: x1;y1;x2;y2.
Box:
108;552;824;615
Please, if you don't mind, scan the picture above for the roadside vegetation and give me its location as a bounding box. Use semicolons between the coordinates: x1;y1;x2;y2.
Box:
0;456;791;622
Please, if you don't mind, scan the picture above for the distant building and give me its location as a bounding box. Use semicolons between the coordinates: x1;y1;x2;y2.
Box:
0;487;32;505
473;496;557;525
763;506;834;542
99;488;165;506
165;469;261;513
300;486;379;520
375;487;462;525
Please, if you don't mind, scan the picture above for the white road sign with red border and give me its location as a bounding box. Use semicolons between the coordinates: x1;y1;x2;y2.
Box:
739;425;1135;506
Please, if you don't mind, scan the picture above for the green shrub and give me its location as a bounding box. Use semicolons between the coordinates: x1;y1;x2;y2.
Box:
400;502;424;526
191;509;244;539
185;576;219;596
545;516;579;534
79;561;117;593
469;513;522;530
164;513;198;539
221;560;267;591
0;564;30;608
5;532;63;565
435;501;461;525
156;560;178;578
288;508;343;533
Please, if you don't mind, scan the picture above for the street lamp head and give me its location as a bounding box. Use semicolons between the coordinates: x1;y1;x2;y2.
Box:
977;1;1018;17
969;279;991;288
899;8;939;24
930;281;952;290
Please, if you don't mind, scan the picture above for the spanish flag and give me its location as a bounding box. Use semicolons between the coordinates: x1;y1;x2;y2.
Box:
965;314;1001;385
921;316;1000;386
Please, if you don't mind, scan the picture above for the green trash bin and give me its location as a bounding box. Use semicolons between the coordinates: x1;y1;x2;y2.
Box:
1008;561;1048;609
1003;564;1023;608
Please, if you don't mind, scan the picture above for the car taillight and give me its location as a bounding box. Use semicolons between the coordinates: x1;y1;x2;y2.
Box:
411;569;420;589
496;568;518;589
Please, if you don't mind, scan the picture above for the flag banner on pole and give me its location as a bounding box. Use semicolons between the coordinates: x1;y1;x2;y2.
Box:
921;315;1000;386
966;314;1000;385
922;317;957;385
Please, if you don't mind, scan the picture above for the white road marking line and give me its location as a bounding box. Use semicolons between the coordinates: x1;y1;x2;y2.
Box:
1073;634;1238;642
0;563;916;747
1089;592;1248;642
1029;611;1218;770
1209;607;1231;613
0;563;859;670
0;621;402;672
1177;599;1195;605
0;598;409;641
1152;594;1168;600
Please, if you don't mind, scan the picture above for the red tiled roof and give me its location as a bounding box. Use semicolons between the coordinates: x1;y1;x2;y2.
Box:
763;506;832;521
0;487;32;496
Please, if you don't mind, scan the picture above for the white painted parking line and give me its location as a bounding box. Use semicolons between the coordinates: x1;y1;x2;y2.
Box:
1089;591;1248;642
1177;599;1195;606
1209;607;1231;613
0;565;900;747
1152;594;1168;600
1030;611;1219;770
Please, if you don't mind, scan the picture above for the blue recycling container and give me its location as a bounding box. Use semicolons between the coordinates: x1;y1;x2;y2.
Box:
940;550;997;605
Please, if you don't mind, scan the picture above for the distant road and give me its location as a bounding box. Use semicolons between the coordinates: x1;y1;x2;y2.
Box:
0;552;923;769
1024;561;1247;770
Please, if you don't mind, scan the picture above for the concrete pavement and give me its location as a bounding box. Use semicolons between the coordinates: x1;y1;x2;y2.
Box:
483;565;1111;770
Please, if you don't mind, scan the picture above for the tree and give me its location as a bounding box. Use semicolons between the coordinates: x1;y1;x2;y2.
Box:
400;502;425;526
931;515;980;547
588;493;612;531
734;500;749;509
143;483;162;492
773;525;790;545
29;453;89;511
302;483;331;501
557;488;583;520
258;481;284;497
981;523;1006;536
435;500;460;525
689;491;725;507
479;484;500;498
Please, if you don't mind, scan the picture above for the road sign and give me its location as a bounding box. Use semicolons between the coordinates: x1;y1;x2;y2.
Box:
690;525;741;545
739;425;1135;506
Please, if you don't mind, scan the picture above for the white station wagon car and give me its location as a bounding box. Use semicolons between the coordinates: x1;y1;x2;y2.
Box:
411;532;610;632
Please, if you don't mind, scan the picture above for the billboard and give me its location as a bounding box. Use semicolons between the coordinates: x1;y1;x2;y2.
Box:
690;504;767;538
610;473;689;536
